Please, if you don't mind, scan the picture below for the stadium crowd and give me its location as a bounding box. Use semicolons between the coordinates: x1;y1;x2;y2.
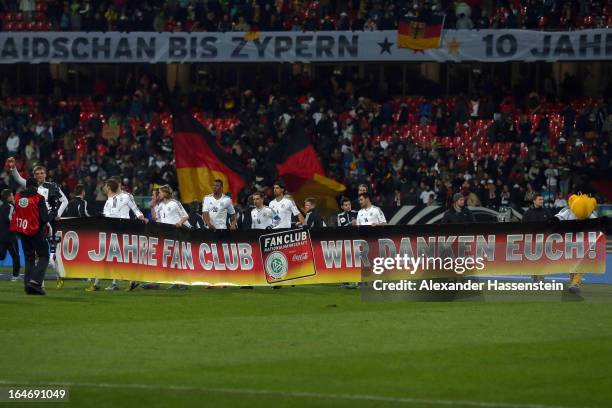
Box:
1;0;611;32
0;66;610;216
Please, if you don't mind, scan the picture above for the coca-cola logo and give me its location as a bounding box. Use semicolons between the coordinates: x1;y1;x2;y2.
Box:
292;253;309;262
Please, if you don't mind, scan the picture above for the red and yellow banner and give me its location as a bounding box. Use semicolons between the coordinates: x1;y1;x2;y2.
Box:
55;218;608;286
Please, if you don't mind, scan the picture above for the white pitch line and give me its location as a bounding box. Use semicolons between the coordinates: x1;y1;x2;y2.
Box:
0;380;591;408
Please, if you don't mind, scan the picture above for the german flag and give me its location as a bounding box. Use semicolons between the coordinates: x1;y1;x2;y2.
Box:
275;118;346;214
174;114;250;202
397;15;444;50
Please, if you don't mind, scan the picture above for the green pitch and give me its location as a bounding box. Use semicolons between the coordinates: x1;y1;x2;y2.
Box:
1;280;612;408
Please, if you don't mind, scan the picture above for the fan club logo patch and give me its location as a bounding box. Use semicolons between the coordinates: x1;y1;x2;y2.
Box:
259;229;317;284
18;198;29;208
265;251;288;280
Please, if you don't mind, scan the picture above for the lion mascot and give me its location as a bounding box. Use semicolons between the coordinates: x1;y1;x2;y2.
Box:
555;194;598;294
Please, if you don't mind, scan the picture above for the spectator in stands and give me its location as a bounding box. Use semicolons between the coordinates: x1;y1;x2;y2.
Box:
3;0;612;32
59;3;71;30
6;132;19;156
0;66;608;214
19;0;35;22
455;1;472;19
500;185;511;207
419;183;436;205
522;193;553;222
441;193;476;224
524;183;537;204
475;10;490;28
25;139;39;165
456;13;473;29
542;186;555;206
482;179;500;209
233;15;250;32
70;1;83;31
544;163;559;193
553;192;568;208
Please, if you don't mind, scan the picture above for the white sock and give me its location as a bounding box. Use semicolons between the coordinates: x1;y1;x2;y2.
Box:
48;254;56;271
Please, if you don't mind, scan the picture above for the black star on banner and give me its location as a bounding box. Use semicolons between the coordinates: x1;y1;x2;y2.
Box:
378;37;393;55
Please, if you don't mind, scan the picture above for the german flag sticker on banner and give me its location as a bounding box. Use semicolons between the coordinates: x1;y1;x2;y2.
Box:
398;15;445;50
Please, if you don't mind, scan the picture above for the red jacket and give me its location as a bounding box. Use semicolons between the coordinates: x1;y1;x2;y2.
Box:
10;189;49;236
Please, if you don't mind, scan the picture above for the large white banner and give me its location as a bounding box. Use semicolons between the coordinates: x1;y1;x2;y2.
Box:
1;29;610;64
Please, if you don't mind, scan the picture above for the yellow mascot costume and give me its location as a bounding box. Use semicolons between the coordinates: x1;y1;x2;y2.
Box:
555;194;598;293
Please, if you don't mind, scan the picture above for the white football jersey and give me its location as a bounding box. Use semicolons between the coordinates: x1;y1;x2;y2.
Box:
357;205;386;226
251;206;276;229
202;194;235;230
157;199;190;227
555;208;598;221
103;192;143;219
269;196;300;229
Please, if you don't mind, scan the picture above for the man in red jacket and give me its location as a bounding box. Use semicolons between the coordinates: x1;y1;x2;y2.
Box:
10;178;49;295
